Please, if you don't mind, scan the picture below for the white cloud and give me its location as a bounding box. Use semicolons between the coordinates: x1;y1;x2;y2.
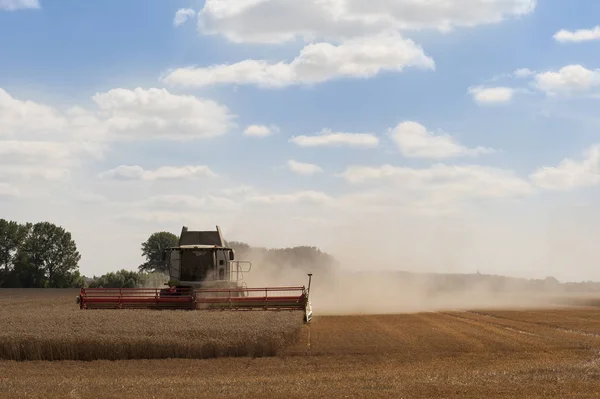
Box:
389;121;495;159
534;65;600;96
0;0;39;11
0;140;74;161
290;128;379;148
220;185;258;198
116;211;195;225
514;68;535;78
197;0;536;44
341;164;533;200
143;194;238;211
174;8;196;26
553;26;600;43
287;160;324;175
0;166;70;181
162;33;434;88
468;86;515;104
530;145;600;190
92;88;234;140
99;165;218;181
486;68;535;83
0;183;19;199
247;190;333;205
0;87;234;188
0;88;67;137
244;124;274;137
0;89;109;188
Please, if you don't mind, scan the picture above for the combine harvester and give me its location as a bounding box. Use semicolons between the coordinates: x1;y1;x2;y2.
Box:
77;226;313;322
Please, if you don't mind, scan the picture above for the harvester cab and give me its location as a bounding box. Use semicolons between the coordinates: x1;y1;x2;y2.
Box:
161;225;252;291
77;225;313;323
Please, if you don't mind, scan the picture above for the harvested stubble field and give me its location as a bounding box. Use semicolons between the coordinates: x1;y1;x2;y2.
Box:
3;290;600;398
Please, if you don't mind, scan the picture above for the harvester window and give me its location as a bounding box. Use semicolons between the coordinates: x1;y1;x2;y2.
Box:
180;250;212;282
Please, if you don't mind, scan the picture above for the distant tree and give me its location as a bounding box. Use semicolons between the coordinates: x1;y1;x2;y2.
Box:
11;250;46;288
69;270;86;288
227;241;251;257
0;219;31;286
225;241;339;276
14;222;81;288
139;231;178;273
88;269;150;288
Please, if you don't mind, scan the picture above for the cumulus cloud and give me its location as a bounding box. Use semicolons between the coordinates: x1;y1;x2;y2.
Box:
287;160;324;175
0;88;67;137
468;86;515;104
530;145;600;190
174;8;196;26
197;0;536;44
0;0;39;11
290;129;379;148
0;140;74;161
0;87;233;190
341;163;533;200
92;88;234;140
389;121;495;159
553;26;600;43
533;65;600;96
244;124;275;137
0;89;105;185
98;165;218;181
0;87;234;142
162;33;434;88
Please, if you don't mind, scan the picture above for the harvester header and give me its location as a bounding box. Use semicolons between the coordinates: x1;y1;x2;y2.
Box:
77;225;313;323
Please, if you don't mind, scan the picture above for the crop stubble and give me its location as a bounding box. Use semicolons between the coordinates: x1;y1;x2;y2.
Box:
3;290;600;398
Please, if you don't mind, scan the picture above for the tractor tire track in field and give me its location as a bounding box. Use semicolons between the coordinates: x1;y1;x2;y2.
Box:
432;312;554;354
466;310;600;340
443;311;540;337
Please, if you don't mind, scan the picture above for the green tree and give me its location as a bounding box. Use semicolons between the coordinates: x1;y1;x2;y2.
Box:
226;241;339;277
139;231;178;273
15;222;81;288
0;219;31;286
88;269;148;288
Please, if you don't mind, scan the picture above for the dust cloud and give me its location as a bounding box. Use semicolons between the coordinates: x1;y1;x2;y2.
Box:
238;250;585;317
227;199;600;317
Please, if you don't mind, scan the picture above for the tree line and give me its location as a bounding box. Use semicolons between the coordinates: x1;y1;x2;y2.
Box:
1;222;337;289
0;219;83;288
134;232;338;276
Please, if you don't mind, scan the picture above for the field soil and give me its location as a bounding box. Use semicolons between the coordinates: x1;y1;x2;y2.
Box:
2;290;600;398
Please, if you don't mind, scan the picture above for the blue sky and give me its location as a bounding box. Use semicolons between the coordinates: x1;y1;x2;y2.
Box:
2;0;600;282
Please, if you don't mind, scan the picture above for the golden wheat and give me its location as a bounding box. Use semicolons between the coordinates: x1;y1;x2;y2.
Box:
0;289;304;361
4;304;600;398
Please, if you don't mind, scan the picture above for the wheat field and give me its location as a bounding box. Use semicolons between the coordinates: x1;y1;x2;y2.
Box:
3;289;600;398
0;289;304;361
